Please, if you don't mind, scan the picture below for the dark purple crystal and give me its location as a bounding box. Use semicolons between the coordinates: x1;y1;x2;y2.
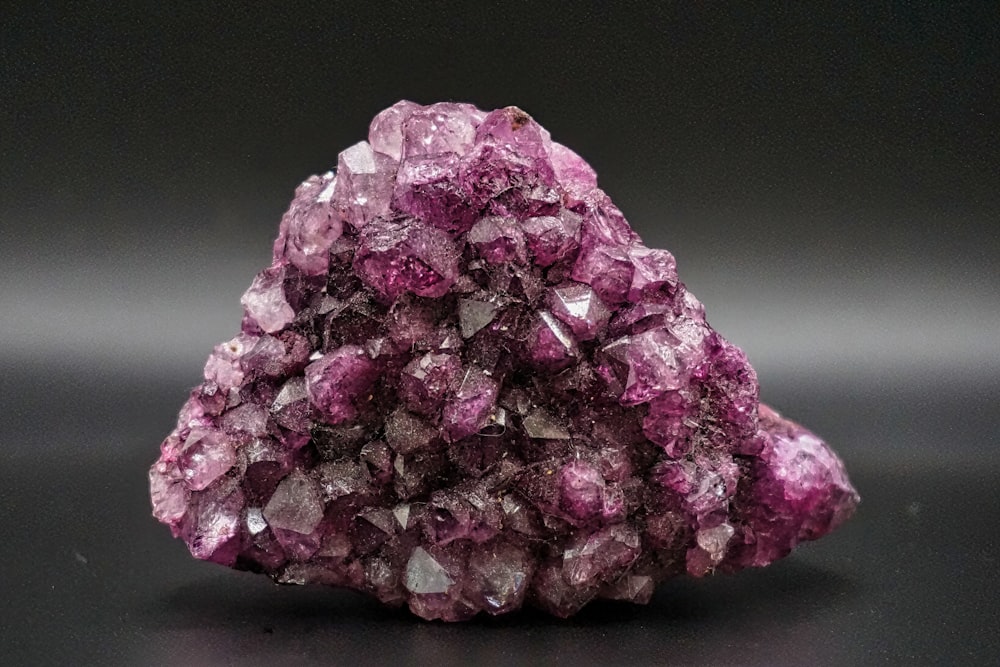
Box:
151;101;859;620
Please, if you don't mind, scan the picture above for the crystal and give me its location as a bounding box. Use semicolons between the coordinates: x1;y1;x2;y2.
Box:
151;101;859;620
405;547;455;595
550;282;610;340
522;408;571;440
271;173;342;276
304;345;378;425
332;141;393;230
240;267;296;334
457;298;499;338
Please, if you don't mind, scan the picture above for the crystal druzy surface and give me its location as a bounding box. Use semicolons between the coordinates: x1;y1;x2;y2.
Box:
150;101;859;620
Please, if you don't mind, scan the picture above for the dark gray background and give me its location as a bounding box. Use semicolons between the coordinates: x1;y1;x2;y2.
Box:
2;2;998;665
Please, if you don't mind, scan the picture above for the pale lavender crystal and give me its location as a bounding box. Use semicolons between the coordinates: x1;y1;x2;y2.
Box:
151;101;859;621
332;142;394;230
271;173;341;275
240;267;296;334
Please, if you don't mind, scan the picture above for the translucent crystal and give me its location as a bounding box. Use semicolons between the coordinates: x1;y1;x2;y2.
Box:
240;267;295;334
522;408;571;440
263;470;324;535
404;547;454;594
457;298;499;338
151;101;859;621
332;141;394;230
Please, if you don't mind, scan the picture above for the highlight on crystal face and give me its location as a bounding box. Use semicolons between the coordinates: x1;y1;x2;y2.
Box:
150;101;859;620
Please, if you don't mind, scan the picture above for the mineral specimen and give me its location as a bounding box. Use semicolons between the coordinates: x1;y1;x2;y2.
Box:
150;101;859;620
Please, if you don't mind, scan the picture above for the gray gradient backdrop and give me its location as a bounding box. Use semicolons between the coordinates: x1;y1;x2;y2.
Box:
2;3;999;665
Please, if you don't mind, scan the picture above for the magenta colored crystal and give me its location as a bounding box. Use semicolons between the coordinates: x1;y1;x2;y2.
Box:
522;210;581;267
398;352;462;416
151;101;859;620
468;216;527;265
304;345;378;425
353;217;460;299
549;282;610;340
442;366;499;441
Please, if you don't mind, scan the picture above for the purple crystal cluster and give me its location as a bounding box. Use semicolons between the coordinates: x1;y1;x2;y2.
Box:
150;102;859;620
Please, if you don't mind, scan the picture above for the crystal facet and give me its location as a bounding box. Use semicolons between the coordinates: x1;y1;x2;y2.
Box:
151;101;859;620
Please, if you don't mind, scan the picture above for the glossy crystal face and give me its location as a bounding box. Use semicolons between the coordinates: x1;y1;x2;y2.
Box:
150;101;859;620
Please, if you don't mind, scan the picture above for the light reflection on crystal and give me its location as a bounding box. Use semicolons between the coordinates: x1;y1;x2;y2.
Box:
404;547;454;594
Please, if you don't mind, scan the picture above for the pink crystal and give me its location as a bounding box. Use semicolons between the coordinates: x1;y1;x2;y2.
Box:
353;217;460;299
151;101;859;620
272;173;342;275
304;345;378;425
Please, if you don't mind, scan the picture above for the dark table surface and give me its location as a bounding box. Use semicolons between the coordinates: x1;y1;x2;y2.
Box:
2;362;998;666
